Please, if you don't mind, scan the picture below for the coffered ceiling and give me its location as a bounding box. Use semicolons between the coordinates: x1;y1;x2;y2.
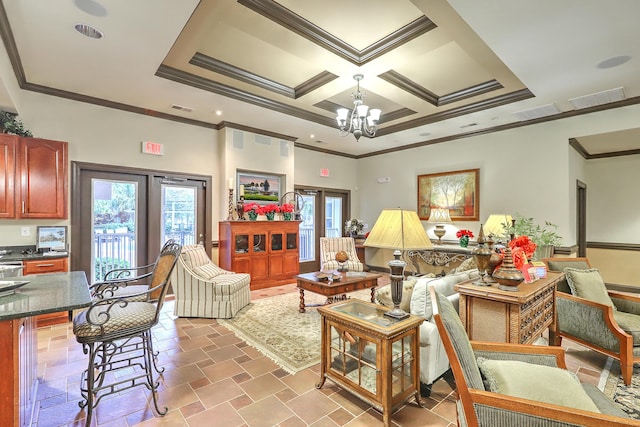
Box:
0;0;639;158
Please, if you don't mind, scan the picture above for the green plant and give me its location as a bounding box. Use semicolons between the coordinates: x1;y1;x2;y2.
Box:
0;110;33;137
94;257;130;281
506;213;562;247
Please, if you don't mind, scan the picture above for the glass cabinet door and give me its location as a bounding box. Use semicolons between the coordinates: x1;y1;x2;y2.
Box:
234;234;249;253
271;233;283;251
252;233;266;252
391;335;414;396
286;233;297;250
329;324;378;394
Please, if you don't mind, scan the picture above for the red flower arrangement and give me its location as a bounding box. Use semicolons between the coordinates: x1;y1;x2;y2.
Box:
280;203;294;213
244;202;264;215
262;204;280;214
456;229;474;239
508;235;537;261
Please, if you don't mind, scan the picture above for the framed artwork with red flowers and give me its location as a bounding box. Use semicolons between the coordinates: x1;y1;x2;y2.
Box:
417;168;479;221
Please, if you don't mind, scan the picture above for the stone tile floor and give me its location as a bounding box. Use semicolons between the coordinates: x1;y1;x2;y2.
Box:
32;282;608;427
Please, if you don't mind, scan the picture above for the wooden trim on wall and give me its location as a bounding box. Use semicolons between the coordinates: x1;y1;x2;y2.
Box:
587;241;640;251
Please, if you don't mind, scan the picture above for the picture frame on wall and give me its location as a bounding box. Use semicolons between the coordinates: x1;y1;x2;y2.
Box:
417;168;479;221
236;170;284;205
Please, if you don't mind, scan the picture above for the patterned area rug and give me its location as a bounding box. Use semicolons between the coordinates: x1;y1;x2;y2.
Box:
600;358;640;419
218;289;373;374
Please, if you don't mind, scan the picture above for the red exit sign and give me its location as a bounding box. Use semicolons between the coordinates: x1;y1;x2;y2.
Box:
141;141;164;155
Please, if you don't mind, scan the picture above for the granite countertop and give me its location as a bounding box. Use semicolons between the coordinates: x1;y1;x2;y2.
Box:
0;271;91;321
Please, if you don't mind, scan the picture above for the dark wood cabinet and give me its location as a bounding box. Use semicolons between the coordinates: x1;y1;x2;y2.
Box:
24;257;70;326
0;134;68;219
219;220;300;289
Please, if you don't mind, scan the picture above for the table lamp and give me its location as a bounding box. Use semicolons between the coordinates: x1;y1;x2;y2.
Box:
364;209;433;319
427;208;452;244
483;214;513;246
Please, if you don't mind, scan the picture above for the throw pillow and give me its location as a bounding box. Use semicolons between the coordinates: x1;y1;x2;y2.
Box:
410;271;470;319
564;267;616;309
193;263;227;279
476;357;600;413
454;257;477;273
547;259;591;293
375;277;418;312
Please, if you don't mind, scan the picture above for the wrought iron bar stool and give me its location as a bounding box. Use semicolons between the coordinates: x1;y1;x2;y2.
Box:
73;240;181;426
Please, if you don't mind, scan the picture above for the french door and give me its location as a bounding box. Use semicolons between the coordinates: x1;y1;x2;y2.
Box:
71;162;211;283
297;186;350;273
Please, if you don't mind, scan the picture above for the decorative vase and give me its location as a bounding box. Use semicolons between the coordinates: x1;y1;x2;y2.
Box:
247;211;258;221
265;212;275;221
282;212;292;221
459;236;469;247
492;247;524;291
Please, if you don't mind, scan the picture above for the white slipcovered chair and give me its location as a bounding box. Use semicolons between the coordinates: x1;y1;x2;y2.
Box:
171;244;250;318
319;237;363;272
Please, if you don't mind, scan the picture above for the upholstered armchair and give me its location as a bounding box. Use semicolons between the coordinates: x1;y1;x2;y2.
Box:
429;285;638;427
543;257;640;385
319;237;363;272
171;244;251;318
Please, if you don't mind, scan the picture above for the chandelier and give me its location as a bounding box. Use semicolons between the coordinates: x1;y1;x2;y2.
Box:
336;74;382;141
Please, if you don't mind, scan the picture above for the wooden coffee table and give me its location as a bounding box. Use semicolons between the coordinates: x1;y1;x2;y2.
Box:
295;271;382;313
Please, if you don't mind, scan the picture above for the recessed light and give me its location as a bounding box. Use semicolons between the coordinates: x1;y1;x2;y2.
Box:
597;55;631;69
215;110;222;116
74;0;107;17
74;23;103;39
310;134;315;139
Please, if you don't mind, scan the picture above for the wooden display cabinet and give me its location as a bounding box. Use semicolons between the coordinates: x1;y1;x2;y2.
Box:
317;300;423;427
218;220;300;289
24;257;70;326
0;134;68;219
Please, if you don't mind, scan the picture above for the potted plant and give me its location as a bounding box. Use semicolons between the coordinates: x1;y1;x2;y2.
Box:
506;213;562;259
0;110;33;137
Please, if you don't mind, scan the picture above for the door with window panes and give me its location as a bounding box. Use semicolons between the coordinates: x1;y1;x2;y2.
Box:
297;186;350;273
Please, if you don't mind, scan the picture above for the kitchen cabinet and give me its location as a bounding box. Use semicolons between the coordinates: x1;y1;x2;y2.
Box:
218;220;300;289
24;257;70;326
0;317;36;427
0;134;68;219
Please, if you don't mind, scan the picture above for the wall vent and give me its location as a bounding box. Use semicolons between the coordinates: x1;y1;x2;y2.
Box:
513;103;560;121
569;87;625;110
170;104;194;112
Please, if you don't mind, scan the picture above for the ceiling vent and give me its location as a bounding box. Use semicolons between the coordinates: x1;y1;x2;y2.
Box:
569;87;625;110
171;104;193;112
513;103;560;121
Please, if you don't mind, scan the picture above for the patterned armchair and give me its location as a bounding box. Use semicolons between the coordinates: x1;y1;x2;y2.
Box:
430;285;638;426
171;244;251;318
319;237;363;272
543;257;640;385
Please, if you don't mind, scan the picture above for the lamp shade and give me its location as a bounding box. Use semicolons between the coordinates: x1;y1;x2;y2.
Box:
427;208;453;224
484;214;513;238
364;209;433;250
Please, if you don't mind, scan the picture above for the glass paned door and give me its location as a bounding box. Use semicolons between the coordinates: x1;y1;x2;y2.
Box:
299;194;316;263
325;196;343;237
91;178;139;283
161;185;197;246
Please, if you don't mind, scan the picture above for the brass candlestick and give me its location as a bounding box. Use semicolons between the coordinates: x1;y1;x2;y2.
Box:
236;196;245;220
226;189;234;221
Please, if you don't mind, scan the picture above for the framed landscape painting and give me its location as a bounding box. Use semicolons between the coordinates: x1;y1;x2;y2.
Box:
417;168;479;221
236;170;283;204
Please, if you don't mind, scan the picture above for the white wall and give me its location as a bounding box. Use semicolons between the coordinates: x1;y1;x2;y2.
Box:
585;154;640;243
356;104;640;248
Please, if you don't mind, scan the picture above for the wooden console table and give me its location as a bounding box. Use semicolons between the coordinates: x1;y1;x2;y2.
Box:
455;271;563;344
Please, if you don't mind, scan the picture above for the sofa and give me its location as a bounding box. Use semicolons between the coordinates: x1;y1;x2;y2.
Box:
376;267;479;395
171;244;251;318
